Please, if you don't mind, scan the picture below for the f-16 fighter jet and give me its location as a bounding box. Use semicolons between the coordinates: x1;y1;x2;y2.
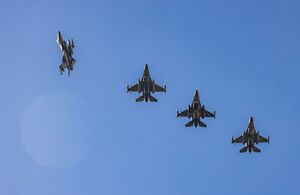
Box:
127;64;166;102
177;90;215;127
57;31;76;76
232;116;270;153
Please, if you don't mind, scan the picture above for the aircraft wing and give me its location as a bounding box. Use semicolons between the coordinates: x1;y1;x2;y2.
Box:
177;109;189;118
154;84;166;92
202;109;215;118
232;135;244;144
258;135;269;143
127;84;139;92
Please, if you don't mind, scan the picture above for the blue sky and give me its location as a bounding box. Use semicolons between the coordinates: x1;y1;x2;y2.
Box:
1;0;300;194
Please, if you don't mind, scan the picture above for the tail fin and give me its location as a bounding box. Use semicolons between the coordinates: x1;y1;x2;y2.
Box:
185;120;194;127
136;95;144;102
149;95;157;102
240;147;248;153
253;146;261;153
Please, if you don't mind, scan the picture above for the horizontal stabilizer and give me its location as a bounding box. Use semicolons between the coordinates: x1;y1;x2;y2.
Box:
240;147;248;153
185;120;194;127
59;64;64;75
253;146;261;153
149;95;158;102
136;95;144;102
198;120;207;128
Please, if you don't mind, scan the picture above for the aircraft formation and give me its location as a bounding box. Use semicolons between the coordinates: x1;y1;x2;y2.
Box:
57;31;270;153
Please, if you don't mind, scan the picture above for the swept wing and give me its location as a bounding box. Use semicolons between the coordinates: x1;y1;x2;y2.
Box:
154;84;166;92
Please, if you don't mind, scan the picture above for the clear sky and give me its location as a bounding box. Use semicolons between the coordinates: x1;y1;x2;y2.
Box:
1;0;300;194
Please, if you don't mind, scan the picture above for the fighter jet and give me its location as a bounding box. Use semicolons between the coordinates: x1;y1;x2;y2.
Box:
232;116;270;153
177;90;215;127
57;31;76;76
127;64;166;102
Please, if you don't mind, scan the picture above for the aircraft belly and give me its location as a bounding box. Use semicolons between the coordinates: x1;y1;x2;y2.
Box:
194;111;200;118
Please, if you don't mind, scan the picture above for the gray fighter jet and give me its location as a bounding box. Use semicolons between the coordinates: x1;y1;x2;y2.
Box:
57;31;76;76
232;116;270;153
177;90;215;127
127;64;166;102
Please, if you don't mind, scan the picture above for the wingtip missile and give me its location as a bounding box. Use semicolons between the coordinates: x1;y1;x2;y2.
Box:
176;110;180;118
126;84;130;92
71;38;75;48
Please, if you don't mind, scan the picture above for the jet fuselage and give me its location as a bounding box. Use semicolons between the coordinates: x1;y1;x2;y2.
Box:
242;117;260;152
57;31;76;76
137;65;157;102
177;89;215;127
189;92;206;123
127;64;166;102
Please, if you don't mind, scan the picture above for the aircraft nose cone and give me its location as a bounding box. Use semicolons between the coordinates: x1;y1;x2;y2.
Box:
57;31;63;42
144;64;149;70
194;90;199;99
144;64;149;75
250;116;254;123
